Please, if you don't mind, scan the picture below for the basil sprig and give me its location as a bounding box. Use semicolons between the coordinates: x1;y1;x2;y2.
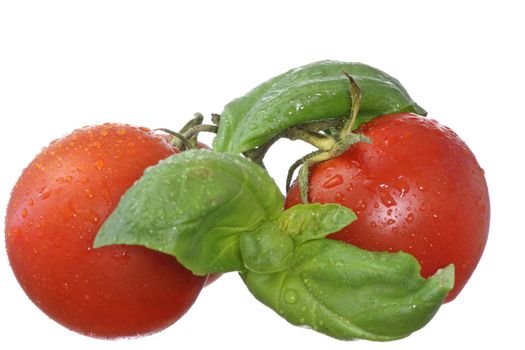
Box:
95;150;453;341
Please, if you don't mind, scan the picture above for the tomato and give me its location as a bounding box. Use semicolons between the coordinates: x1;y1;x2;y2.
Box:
285;113;489;302
5;124;207;338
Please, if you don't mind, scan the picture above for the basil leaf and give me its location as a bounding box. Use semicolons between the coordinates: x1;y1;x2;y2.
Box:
213;60;426;153
278;203;356;243
240;222;294;273
94;150;283;275
242;239;454;341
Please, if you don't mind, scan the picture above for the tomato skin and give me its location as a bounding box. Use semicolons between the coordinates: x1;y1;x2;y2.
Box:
285;113;489;302
5;124;206;338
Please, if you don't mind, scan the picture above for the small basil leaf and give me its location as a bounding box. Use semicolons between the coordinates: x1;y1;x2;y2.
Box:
279;204;356;243
94;150;283;275
242;239;454;341
213;60;426;153
240;222;294;273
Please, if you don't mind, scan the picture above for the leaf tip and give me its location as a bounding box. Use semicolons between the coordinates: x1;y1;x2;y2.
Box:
432;264;455;291
92;223;115;249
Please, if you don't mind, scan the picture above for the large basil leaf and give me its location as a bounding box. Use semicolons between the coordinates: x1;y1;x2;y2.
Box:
94;150;283;275
213;60;427;153
242;239;454;341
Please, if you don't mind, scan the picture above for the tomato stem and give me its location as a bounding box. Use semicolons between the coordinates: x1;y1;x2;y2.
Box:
184;124;218;143
180;113;204;134
211;113;221;125
285;150;323;192
285;127;336;151
155;128;194;151
340;72;362;138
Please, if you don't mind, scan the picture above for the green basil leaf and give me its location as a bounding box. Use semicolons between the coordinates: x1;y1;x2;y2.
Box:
279;203;356;243
242;239;454;341
240;222;294;273
94;150;283;275
213;60;426;153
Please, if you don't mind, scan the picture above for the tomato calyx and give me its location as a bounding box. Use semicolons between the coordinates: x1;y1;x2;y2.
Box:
156;112;218;151
283;73;371;203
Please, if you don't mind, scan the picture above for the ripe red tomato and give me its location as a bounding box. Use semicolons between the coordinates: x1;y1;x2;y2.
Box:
285;113;489;302
5;124;207;338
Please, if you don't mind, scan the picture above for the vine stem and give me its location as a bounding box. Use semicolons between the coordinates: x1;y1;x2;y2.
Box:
180;113;204;134
184;124;218;141
285;128;336;151
155;128;194;151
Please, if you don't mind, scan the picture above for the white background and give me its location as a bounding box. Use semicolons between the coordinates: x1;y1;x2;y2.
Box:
1;1;522;349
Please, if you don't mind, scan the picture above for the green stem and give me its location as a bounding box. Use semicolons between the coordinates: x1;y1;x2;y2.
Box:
285;127;336;151
211;113;221;125
180;113;204;134
285;150;322;192
155;128;194;151
183;124;218;143
340;72;362;138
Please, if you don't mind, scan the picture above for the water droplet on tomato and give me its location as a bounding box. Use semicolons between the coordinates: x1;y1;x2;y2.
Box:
335;192;345;201
392;175;410;198
21;208;28;218
61;203;77;219
354;199;367;213
113;250;129;261
386;219;396;225
405;214;415;223
117;128;127;135
284;289;298;304
84;209;99;224
27;199;34;206
38;187;51;200
379;189;397;207
322;174;343;189
94;159;104;170
383;135;399;147
84;188;95;199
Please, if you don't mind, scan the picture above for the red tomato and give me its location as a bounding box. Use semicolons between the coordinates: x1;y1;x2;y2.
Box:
5;124;206;338
285;113;489;302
